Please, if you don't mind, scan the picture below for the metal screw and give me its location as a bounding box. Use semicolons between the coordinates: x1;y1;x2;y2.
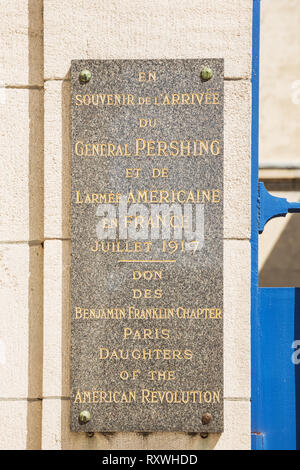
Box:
201;66;213;81
79;410;91;424
87;432;94;438
79;69;91;83
201;412;212;425
200;432;209;439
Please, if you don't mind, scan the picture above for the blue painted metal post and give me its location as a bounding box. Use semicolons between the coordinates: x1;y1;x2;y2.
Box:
251;0;261;450
251;0;300;449
259;182;300;233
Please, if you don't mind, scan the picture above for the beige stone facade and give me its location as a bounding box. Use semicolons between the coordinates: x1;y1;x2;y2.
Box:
0;0;252;449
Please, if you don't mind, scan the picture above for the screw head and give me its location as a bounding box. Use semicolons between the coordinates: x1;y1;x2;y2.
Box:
201;412;212;425
79;410;91;424
79;69;91;83
200;432;209;439
201;66;213;81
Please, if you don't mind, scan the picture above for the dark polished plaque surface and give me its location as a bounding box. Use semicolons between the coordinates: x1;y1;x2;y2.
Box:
70;59;224;432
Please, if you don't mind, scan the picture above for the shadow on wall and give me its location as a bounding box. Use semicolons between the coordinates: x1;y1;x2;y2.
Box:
259;212;300;287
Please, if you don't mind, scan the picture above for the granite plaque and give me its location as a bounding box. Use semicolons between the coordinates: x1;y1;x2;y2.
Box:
70;59;224;432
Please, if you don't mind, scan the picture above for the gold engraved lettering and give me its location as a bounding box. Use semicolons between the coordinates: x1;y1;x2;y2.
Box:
123;328;170;340
99;348;193;360
73;389;137;403
126;168;141;178
133;270;162;281
148;371;176;381
132;289;163;299
138;72;157;82
141;389;221;404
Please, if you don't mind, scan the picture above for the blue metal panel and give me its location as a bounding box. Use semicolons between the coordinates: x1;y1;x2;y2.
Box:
253;288;300;450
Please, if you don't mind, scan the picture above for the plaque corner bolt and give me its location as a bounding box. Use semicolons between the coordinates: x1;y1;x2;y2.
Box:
201;412;212;425
79;410;91;424
79;69;91;83
201;66;213;81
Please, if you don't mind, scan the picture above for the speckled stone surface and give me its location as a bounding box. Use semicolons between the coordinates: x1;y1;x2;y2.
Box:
70;59;224;432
